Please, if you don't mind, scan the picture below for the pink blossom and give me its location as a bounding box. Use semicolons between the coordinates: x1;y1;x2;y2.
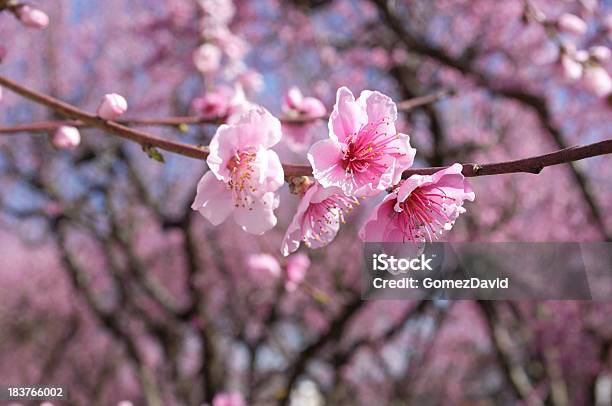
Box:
197;0;235;25
282;87;327;151
582;65;612;97
193;43;222;74
16;5;49;29
191;85;247;119
212;392;246;406
246;253;281;278
556;13;587;36
208;29;247;60
308;87;416;197
560;53;583;80
97;93;127;120
589;46;611;63
238;69;264;93
281;183;358;256
606;14;612;39
191;107;284;234
283;87;326;118
359;164;475;243
52;126;81;150
285;253;310;291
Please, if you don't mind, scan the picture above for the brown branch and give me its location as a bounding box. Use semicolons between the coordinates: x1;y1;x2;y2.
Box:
0;89;454;133
1;75;611;181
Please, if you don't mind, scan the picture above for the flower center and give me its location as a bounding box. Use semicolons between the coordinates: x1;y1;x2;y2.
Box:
341;119;399;175
226;150;257;208
302;193;358;245
395;187;455;243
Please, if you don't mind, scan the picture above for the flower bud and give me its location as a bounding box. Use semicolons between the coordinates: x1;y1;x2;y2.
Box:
52;126;81;150
97;93;128;120
557;13;587;36
193;43;222;74
589;46;611;63
561;54;583;80
17;5;49;29
583;66;612;97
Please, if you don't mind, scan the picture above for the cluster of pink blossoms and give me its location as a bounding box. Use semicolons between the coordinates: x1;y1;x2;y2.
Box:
524;4;612;98
192;87;475;255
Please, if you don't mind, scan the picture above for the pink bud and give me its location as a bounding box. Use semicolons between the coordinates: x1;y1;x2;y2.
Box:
212;392;246;406
299;97;326;117
605;14;612;37
582;65;612;97
246;253;281;278
52;126;81;150
561;54;583;80
285;253;310;292
16;5;49;29
97;93;128;120
193;43;222;74
557;13;587;36
589;46;611;63
238;69;264;93
284;86;304;110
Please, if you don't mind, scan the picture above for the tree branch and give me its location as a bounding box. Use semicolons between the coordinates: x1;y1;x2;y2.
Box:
0;75;610;181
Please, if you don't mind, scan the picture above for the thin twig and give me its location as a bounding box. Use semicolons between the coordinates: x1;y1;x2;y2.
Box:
0;75;610;180
0;88;455;132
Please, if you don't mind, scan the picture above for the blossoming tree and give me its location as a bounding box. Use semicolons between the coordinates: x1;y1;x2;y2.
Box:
0;0;611;405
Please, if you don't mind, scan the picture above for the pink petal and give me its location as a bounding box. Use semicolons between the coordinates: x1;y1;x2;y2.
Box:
359;195;397;242
233;192;279;234
191;172;234;226
329;86;367;143
359;89;398;125
307;139;346;189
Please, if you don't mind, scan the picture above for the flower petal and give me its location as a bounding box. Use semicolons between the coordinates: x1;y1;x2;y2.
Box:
191;171;233;226
329;86;367;143
233;192;279;234
307;139;346;189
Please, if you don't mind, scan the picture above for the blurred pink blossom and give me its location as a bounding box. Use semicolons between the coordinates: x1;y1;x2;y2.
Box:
606;14;612;39
52;126;81;150
283;87;326;117
285;253;310;291
193;43;222;74
16;5;49;29
198;0;235;25
281;184;357;256
582;65;612;97
589;46;611;63
308;87;416;197
556;13;587;36
359;164;475;242
560;53;583;80
282;87;327;151
237;69;264;93
192;107;284;234
246;253;281;277
212;392;246;406
191;85;247;119
97;93;127;120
